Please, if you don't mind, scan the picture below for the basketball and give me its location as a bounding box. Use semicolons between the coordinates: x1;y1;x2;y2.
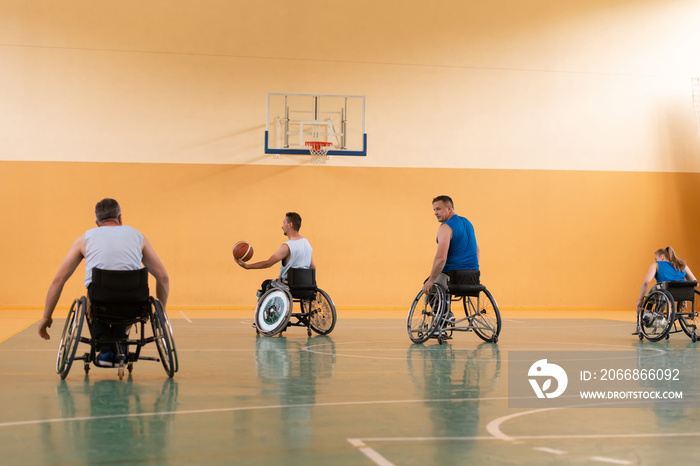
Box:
233;241;254;262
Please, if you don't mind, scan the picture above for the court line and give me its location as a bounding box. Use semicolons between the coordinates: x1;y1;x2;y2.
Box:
534;446;566;455
357;447;395;466
591;457;632;465
0;396;510;429
179;311;193;323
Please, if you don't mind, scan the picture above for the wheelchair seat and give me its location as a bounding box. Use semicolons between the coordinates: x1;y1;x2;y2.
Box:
660;280;698;302
445;269;483;297
88;268;150;323
448;284;486;297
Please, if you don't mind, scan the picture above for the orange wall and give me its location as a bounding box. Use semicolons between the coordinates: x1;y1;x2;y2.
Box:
2;161;700;311
2;1;700;313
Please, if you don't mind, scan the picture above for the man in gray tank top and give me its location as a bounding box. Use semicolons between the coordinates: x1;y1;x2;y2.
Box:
235;212;315;297
38;199;169;365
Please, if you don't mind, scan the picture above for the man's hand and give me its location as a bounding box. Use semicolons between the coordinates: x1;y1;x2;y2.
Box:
422;278;435;294
38;317;53;340
235;257;249;269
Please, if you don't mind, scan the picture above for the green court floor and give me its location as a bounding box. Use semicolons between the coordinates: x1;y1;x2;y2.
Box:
1;314;699;465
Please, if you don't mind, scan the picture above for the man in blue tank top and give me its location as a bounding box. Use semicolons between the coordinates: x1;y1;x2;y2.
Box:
422;195;479;294
38;199;170;366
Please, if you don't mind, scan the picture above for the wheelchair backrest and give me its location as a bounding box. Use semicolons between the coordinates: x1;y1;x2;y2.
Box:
89;268;150;305
287;268;316;300
661;280;698;303
288;268;316;288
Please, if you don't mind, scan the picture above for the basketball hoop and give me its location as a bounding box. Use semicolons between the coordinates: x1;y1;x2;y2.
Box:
305;141;333;164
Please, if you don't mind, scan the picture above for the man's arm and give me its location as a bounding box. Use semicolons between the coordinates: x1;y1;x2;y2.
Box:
422;224;452;293
39;236;85;340
236;244;290;270
141;236;169;308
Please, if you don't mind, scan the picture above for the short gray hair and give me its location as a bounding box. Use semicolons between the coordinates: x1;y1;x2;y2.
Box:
95;198;121;224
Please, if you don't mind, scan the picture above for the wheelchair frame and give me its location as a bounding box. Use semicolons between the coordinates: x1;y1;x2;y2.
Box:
56;270;178;380
637;280;698;342
254;269;337;337
407;283;501;345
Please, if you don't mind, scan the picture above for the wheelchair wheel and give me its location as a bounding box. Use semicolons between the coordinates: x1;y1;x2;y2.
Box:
407;285;446;344
309;289;337;335
639;289;675;342
678;291;699;340
464;289;501;343
159;304;179;373
255;288;293;336
150;299;176;378
56;297;87;379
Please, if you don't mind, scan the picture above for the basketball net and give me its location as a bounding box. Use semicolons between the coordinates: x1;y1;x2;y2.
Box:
693;78;700;138
305;141;333;165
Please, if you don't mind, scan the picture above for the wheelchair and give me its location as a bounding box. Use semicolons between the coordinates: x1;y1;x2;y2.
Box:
254;268;337;337
407;274;501;345
637;280;699;342
56;268;178;380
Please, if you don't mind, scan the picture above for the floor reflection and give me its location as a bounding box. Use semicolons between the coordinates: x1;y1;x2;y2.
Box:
48;377;178;463
254;335;336;449
407;342;501;460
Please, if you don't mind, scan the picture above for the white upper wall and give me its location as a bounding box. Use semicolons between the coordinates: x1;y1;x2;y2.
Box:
1;0;700;171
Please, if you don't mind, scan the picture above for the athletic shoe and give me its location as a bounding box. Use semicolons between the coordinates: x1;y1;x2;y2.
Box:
95;351;115;367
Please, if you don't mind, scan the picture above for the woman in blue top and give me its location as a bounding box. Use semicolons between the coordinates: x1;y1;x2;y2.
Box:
636;246;696;311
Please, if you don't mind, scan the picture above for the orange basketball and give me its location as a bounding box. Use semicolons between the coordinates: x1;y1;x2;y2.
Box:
233;241;254;262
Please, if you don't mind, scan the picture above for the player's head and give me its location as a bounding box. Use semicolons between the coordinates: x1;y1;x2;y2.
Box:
432;195;454;208
432;195;454;222
283;212;302;235
656;246;686;271
95;198;121;225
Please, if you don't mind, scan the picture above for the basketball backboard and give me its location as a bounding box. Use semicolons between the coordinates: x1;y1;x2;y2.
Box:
265;93;367;156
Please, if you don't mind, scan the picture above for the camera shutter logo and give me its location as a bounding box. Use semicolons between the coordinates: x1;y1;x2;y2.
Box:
528;359;568;399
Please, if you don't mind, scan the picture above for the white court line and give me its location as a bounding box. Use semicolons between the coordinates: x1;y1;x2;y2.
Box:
179;311;192;323
0;396;508;429
591;457;632;465
487;407;561;441
534;447;566;455
357;447;395;466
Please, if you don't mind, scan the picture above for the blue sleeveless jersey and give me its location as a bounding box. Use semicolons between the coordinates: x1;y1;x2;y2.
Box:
443;215;479;271
655;261;686;282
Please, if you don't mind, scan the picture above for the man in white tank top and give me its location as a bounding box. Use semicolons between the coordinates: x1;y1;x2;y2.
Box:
235;212;315;295
38;199;169;343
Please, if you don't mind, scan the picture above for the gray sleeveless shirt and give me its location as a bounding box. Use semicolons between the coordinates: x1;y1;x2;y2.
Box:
84;225;144;287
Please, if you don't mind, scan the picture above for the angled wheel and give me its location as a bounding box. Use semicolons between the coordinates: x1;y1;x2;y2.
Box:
465;289;501;343
678;291;699;340
309;289;337;335
639;290;675;342
407;285;446;344
255;288;293;336
56;297;87;379
158;304;179;373
151;299;176;378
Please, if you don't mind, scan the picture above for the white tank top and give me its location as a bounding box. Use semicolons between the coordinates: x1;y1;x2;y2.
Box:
84;225;144;286
279;238;313;280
